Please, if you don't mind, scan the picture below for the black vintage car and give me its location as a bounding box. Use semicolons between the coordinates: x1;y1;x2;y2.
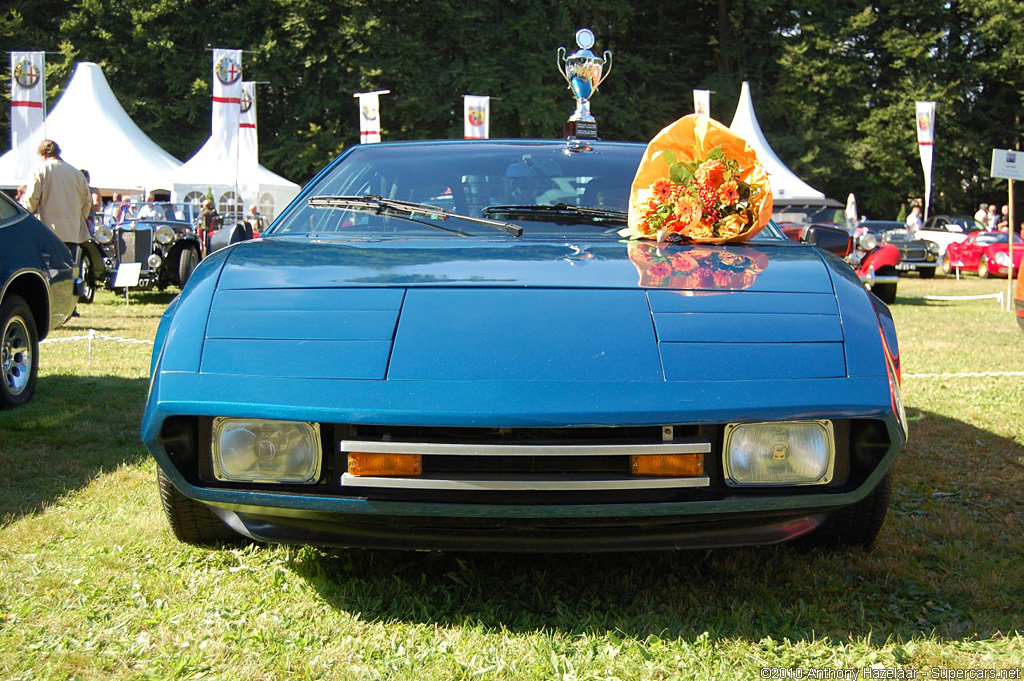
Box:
82;202;252;297
0;190;77;407
857;220;939;278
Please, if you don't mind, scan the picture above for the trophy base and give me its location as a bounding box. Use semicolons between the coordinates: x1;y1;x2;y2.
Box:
564;120;598;139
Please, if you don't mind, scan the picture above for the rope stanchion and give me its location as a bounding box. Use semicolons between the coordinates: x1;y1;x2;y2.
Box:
40;330;154;348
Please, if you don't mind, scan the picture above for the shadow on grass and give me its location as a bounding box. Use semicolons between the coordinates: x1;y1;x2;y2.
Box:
0;374;150;523
290;409;1023;645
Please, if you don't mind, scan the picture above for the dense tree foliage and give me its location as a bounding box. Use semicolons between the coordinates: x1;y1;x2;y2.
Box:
1;0;1022;217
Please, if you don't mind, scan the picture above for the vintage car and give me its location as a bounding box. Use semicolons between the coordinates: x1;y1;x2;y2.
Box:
143;139;907;552
920;214;984;258
84;202;252;295
856;220;938;279
942;230;1023;278
781;222;901;303
0;189;76;407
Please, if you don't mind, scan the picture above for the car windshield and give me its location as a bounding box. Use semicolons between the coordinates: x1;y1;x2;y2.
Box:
859;221;906;235
103;202;198;225
975;232;1023;245
268;141;786;242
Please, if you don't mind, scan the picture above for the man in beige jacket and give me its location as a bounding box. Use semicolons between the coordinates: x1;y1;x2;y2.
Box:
21;139;91;253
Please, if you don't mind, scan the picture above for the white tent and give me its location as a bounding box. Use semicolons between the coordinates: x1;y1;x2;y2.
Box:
729;81;836;207
0;62;182;194
169;138;299;221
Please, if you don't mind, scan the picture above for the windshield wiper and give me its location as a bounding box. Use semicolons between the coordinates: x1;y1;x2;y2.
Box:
482;203;628;225
308;195;523;237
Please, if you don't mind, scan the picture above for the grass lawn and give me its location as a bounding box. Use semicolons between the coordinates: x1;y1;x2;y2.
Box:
1;275;1022;679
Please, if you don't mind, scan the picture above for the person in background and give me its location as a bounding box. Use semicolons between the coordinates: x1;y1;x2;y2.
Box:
987;204;999;230
974;203;989;228
137;193;162;220
21;140;91;288
14;185;26;203
905;204;923;236
81;169;102;234
997;204;1010;231
247;204;267;235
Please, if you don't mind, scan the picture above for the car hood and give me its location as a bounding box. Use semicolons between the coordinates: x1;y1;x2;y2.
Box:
166;238;886;385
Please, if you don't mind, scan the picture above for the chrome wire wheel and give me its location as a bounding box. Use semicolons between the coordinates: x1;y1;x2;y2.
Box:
2;313;32;397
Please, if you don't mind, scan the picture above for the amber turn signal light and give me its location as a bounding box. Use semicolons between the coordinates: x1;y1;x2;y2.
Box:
347;452;422;477
630;453;704;477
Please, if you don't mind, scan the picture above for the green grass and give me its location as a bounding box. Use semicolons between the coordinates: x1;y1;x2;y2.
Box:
1;278;1023;680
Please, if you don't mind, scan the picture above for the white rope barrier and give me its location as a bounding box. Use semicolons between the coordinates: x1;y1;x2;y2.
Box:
919;292;1004;303
40;329;154;368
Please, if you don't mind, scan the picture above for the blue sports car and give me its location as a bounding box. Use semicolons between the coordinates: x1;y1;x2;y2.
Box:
143;139;906;552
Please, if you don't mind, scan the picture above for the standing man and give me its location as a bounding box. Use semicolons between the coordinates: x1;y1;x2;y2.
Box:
21;140;91;286
905;204;923;238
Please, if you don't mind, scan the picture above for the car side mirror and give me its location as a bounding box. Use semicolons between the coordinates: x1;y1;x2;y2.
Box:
802;225;852;257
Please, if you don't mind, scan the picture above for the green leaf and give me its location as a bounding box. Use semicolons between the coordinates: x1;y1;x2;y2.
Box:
661;150;678;167
669;163;693;185
705;145;725;161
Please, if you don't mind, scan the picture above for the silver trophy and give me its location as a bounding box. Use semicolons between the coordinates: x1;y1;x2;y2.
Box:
557;28;612;139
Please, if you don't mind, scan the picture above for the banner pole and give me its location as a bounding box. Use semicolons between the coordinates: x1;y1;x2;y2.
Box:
1009;178;1015;312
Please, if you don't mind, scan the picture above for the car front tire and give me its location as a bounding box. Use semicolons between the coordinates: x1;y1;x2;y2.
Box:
805;471;893;549
919;266;935;279
157;468;243;546
1;295;39;409
177;247;198;289
79;255;95;304
978;255;990;279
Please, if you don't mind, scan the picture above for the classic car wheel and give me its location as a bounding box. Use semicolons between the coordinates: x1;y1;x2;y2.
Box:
872;267;897;305
157;468;243;545
177;247;198;288
977;255;990;279
1;295;39;409
78;255;95;304
805;471;892;549
919;266;935;279
940;253;952;275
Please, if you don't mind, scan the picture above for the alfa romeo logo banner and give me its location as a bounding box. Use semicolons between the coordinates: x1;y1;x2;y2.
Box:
238;81;259;186
211;48;242;159
463;95;490;139
9;51;46;167
916;101;936;220
355;91;388;144
692;90;711;117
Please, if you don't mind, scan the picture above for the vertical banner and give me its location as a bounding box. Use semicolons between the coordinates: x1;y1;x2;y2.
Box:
355;91;389;143
693;89;711;117
10;51;46;180
212;48;243;160
463;95;490;139
916;101;936;221
238;81;259;199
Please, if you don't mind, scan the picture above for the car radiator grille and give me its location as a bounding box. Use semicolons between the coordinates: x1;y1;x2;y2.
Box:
117;228;153;264
902;247;927;261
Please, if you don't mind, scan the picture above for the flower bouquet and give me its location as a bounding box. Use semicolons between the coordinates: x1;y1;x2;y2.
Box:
623;114;773;243
627;241;770;290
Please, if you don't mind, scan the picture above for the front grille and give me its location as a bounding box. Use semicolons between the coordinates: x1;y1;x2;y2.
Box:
901;247;927;261
116;228;153;264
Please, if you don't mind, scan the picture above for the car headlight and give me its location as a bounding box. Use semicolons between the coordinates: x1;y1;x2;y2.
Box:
858;233;877;251
94;225;113;244
212;418;322;483
927;241;939;254
147;253;163;269
154;225;175;244
723;420;834;486
994;251;1011;266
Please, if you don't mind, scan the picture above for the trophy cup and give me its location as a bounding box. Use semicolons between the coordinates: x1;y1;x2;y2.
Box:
557;28;612;139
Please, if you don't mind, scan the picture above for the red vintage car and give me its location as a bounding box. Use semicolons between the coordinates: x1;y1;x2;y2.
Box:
942;231;1023;278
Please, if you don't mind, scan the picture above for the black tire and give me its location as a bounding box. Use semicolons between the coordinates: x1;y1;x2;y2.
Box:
805;471;893;549
872;267;898;305
0;295;39;409
919;266;935;279
977;255;990;279
79;254;95;304
177;247;198;289
157;468;242;546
